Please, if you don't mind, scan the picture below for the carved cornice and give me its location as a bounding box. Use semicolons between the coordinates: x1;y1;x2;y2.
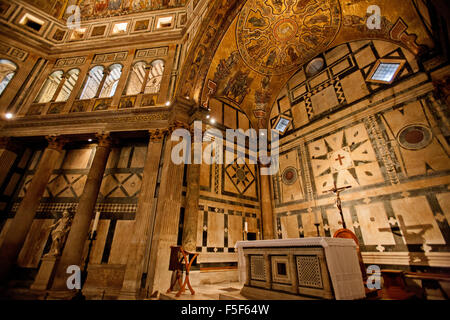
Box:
1;107;171;137
0;1;187;56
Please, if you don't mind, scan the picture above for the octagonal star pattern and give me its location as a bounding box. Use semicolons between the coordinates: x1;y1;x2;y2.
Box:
308;123;384;194
225;162;256;195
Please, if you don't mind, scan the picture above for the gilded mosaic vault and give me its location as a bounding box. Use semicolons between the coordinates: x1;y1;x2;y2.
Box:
22;0;187;20
236;0;341;75
178;0;434;129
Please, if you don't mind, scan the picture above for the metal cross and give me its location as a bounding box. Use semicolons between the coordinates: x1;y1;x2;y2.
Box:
323;182;352;229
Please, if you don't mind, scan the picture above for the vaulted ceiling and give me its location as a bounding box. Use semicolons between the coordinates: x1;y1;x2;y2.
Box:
22;0;187;20
176;0;434;129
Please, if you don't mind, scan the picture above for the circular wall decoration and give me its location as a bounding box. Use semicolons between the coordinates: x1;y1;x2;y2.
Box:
281;166;298;185
236;0;341;75
397;124;433;150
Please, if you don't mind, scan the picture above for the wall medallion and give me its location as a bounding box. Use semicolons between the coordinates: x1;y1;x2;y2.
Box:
281;166;298;185
397;124;433;150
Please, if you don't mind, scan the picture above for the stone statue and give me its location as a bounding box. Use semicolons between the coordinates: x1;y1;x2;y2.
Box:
44;210;74;257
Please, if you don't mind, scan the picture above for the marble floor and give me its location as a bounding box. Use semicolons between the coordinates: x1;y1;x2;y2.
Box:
158;281;245;300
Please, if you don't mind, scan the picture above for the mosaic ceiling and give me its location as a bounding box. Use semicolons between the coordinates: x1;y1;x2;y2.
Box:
22;0;187;20
236;0;341;75
178;0;434;129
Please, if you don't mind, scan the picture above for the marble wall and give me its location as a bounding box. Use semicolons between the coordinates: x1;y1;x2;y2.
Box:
269;40;450;271
0;141;147;275
195;134;261;276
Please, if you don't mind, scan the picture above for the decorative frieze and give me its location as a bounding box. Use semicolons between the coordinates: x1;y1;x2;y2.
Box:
93;51;128;64
54;57;86;68
0;42;28;61
135;47;169;59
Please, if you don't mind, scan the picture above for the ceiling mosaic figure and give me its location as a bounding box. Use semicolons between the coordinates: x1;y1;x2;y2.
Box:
236;0;341;75
22;0;186;20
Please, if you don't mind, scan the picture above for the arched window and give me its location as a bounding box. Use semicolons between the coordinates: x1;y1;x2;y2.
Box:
79;66;104;100
144;59;164;94
99;64;122;98
124;60;165;96
0;59;17;96
55;68;80;102
35;70;64;103
124;61;146;96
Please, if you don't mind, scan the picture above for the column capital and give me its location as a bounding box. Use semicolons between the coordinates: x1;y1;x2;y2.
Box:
45;135;66;151
95;132;112;148
148;128;167;142
168;120;190;134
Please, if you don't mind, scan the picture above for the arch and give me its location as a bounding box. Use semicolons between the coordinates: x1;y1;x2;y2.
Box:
34;70;64;103
176;0;431;130
124;61;147;96
124;59;165;96
79;65;105;100
99;63;123;98
267;39;420;133
55;68;80;102
144;59;164;94
0;59;18;96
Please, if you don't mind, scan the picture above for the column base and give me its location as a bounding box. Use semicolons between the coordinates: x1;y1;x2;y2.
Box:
45;289;80;300
30;256;60;291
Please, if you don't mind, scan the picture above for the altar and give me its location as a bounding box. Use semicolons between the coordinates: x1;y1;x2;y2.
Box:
235;238;366;300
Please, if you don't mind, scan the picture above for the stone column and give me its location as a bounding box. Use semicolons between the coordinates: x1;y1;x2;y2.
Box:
95;70;110;99
144;123;187;296
119;129;166;299
62;54;94;114
51;133;112;292
181;123;202;253
111;49;135;109
0;136;65;282
50;72;70;102
259;164;274;240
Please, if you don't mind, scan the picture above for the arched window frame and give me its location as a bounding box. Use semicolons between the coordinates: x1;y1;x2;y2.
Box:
34;69;65;103
0;58;18;97
55;68;80;102
123;60;148;96
144;59;165;95
78;65;105;100
123;59;165;97
99;63;123;98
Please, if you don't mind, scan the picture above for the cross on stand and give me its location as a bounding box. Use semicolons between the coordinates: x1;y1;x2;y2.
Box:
323;182;352;229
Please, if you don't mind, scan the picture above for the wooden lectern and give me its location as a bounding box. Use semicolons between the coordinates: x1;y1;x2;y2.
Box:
167;246;198;297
